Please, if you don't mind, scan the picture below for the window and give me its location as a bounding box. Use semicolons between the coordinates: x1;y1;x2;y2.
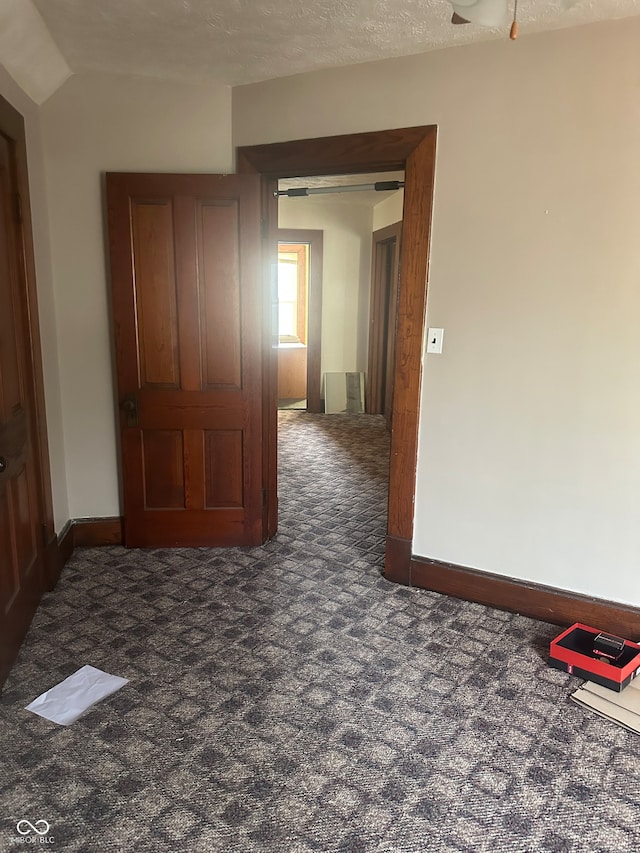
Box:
278;243;308;344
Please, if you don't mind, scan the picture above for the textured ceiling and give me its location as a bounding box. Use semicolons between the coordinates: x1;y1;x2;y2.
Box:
32;0;640;87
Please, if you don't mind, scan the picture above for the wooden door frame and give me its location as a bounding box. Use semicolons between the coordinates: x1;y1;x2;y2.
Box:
366;220;402;425
277;228;323;413
237;126;437;576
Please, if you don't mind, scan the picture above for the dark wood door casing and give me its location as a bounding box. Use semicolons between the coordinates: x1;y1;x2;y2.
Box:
367;221;402;427
0;96;56;689
238;126;437;576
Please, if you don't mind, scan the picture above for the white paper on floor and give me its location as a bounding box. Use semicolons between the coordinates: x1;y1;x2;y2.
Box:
25;665;129;726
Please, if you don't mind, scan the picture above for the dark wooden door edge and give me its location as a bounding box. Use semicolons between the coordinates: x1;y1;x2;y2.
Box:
0;96;56;546
0;96;57;693
261;176;279;540
0;567;48;687
398;554;640;640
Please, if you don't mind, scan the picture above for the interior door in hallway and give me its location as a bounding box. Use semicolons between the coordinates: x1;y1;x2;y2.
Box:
106;173;265;547
366;221;402;429
0;131;48;684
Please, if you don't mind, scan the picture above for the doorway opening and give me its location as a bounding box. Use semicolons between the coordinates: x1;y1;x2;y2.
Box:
275;170;403;547
238;125;437;579
276;228;323;413
277;240;309;410
277;171;403;417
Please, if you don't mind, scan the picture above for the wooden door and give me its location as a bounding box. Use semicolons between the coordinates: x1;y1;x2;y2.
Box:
366;221;402;428
0;131;48;683
106;173;265;547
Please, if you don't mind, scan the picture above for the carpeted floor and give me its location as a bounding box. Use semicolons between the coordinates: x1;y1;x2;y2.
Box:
0;412;638;852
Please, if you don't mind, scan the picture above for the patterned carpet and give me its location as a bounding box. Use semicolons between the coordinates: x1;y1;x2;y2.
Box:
1;412;639;852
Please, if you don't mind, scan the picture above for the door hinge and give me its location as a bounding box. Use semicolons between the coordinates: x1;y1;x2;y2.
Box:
41;523;50;547
16;193;23;225
261;218;268;239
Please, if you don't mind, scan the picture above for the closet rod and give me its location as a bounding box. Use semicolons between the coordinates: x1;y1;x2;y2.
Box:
274;180;404;198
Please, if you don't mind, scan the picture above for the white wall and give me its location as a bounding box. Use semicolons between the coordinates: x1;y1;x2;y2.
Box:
279;197;373;377
0;66;69;531
372;190;404;232
234;19;640;607
40;72;232;521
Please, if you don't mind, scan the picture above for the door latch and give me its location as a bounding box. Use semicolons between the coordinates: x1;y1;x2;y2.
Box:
121;393;138;427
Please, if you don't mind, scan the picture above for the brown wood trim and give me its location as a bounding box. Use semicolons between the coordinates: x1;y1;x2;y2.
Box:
370;221;403;243
384;535;412;583
262;177;279;539
73;516;124;547
238;126;437;558
366;221;402;419
387;133;436;542
44;530;64;591
409;555;640;640
56;521;75;572
237;126;436;178
278;228;324;413
50;516;124;588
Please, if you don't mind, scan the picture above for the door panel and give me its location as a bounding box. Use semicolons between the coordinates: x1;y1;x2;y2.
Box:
131;199;180;389
0;129;47;684
198;200;242;388
205;430;244;507
107;173;264;547
142;430;185;508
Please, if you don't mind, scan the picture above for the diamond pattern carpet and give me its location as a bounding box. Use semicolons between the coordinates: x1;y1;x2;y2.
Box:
1;412;639;851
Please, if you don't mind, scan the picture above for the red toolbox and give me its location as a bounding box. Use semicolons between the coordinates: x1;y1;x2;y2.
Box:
549;623;640;692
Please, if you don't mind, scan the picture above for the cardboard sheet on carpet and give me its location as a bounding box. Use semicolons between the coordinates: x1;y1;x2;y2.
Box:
25;665;129;726
571;676;640;734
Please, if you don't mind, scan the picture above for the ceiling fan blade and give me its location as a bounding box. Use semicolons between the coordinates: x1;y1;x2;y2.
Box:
449;0;509;28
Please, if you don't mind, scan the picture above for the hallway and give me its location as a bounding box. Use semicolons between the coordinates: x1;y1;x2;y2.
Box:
277;411;390;570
